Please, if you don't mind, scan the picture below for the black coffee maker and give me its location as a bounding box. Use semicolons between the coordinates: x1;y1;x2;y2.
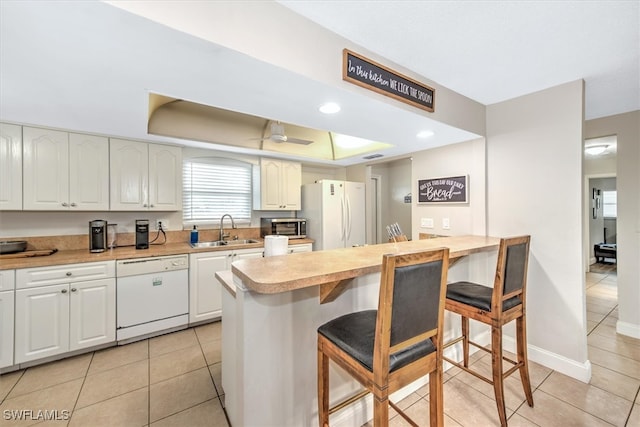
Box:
89;220;107;253
135;219;149;249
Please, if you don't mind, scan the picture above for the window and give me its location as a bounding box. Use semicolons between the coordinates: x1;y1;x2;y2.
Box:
602;190;617;218
183;158;252;225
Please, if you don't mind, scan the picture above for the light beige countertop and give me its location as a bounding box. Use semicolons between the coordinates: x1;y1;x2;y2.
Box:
0;238;314;270
231;235;500;295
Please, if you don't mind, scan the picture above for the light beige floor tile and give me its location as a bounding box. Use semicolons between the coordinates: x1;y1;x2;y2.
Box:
76;359;148;409
150;398;227;427
0;379;82;427
540;370;632;426
443;376;511;426
589;345;640;379
589;363;640;402
201;339;221;365
69;387;148;427
588;332;640;361
88;340;148;375
194;321;221;343
516;390;614;426
150;345;206;384
505;413;540;426
8;354;91;398
149;367;216;422
628;403;640;427
208;363;223;396
0;370;24;402
149;328;198;358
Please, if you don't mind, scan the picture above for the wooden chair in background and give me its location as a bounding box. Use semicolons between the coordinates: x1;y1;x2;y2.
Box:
443;235;533;426
317;248;450;426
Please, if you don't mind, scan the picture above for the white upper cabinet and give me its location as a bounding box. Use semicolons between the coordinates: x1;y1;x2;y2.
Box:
22;127;109;210
254;158;301;210
110;139;181;211
0;123;23;210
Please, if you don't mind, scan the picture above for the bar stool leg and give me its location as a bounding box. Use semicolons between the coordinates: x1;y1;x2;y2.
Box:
517;316;534;407
318;348;329;427
462;316;470;367
429;366;444;426
491;325;508;427
373;394;389;426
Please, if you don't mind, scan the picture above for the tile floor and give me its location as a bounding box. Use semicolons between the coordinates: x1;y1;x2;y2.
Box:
0;268;638;426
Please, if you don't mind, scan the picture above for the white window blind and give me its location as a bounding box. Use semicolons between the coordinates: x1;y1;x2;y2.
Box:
602;190;617;218
183;158;252;224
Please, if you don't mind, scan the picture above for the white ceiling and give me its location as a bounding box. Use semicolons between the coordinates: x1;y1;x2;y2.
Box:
1;1;637;166
279;0;639;121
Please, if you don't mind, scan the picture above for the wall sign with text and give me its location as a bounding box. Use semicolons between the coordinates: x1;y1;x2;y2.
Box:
418;176;468;204
342;49;435;113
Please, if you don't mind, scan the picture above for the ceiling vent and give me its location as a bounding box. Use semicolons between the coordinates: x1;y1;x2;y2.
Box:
363;153;384;160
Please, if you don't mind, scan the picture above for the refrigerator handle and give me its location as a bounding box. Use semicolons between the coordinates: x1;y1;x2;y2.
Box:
340;196;346;241
345;196;352;240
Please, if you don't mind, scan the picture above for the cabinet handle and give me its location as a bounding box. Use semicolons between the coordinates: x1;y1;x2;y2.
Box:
66;272;72;277
150;204;155;208
143;203;148;207
70;202;77;207
61;289;68;294
71;288;77;292
62;202;69;207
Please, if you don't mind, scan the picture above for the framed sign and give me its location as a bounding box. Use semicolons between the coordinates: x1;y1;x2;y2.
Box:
342;49;435;113
418;176;468;204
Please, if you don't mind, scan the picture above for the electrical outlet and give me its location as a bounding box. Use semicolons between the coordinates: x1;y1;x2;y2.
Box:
442;218;450;230
421;218;434;228
156;219;169;230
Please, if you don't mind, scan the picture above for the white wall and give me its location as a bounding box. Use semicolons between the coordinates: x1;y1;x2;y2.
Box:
585;111;640;339
486;80;589;381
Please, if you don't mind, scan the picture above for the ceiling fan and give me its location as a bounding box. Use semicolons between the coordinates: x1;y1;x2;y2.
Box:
257;121;314;145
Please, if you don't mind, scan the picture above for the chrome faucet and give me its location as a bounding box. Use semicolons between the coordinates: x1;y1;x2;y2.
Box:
219;214;237;242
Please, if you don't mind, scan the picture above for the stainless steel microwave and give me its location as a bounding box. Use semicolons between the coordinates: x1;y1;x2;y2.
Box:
261;218;307;239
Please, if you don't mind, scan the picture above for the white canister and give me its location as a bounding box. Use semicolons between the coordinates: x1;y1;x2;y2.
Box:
264;235;289;257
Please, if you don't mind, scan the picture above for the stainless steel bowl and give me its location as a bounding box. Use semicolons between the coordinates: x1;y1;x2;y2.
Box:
0;240;27;254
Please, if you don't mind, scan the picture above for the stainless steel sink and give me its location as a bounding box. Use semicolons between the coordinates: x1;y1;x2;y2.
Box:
190;239;260;248
224;239;261;245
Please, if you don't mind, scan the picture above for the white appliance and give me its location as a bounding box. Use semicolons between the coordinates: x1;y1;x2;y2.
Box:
300;180;366;250
116;255;189;342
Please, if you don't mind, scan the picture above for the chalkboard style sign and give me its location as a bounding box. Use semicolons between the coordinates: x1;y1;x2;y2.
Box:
342;49;435;113
418;176;468;204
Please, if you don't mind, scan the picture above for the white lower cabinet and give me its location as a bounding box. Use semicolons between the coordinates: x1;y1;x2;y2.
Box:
189;248;264;324
0;269;15;369
287;243;313;254
14;262;115;364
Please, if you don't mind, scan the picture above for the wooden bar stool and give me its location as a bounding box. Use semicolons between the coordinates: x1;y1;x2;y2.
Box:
443;235;534;426
317;247;449;426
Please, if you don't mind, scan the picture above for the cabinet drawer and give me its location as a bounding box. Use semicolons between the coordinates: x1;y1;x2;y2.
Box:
16;261;115;289
0;269;15;291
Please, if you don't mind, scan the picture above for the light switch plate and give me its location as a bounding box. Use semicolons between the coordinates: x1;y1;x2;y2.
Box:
442;218;450;229
421;218;434;228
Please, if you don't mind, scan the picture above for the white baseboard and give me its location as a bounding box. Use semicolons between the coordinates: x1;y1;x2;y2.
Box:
617;320;640;338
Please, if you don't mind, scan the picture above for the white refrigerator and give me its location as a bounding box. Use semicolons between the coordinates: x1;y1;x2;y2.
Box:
300;180;366;250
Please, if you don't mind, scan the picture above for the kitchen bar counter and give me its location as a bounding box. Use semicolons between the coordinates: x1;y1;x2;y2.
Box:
223;235;500;427
0;238;315;270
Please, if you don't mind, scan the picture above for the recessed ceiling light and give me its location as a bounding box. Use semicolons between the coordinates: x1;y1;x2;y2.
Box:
319;102;341;114
585;145;608;155
416;130;434;138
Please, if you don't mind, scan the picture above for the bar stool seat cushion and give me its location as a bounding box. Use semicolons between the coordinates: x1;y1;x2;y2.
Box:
447;282;522;312
318;310;436;373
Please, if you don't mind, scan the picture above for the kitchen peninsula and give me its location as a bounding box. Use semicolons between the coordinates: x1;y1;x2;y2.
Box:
221;235;500;427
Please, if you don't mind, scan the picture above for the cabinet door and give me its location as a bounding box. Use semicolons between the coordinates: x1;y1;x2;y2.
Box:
23;127;69;210
280;160;301;210
233;249;264;261
110;138;148;210
69;278;115;351
0;291;14;368
189;252;230;323
287;243;312;254
15;284;70;363
260;159;283;210
149;143;182;211
0;123;22;210
69;133;109;210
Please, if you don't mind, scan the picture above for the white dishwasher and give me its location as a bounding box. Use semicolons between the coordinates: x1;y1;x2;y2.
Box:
116;255;189;342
